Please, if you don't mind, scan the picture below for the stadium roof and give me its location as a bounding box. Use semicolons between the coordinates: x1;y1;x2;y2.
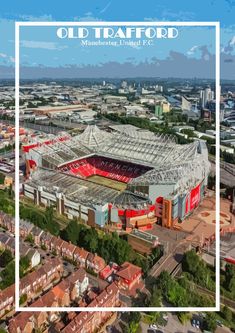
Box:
30;125;210;190
27;168;151;208
78;125;112;149
113;191;150;209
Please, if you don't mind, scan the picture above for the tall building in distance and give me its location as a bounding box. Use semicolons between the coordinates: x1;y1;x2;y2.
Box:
200;87;214;108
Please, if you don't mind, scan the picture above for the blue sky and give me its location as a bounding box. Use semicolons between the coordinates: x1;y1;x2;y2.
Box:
0;0;234;79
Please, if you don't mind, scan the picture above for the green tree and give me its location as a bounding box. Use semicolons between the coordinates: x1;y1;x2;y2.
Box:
19;293;27;305
0;173;5;184
124;321;139;333
225;263;235;295
0;328;8;333
177;312;192;325
20;256;30;277
60;219;81;245
84;228;99;253
156;271;174;299
0;260;15;289
0;249;13;267
222;305;233;322
203;313;217;332
182;250;214;290
148;286;162;307
25;233;34;244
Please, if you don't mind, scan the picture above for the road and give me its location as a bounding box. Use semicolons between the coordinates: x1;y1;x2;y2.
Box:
0;118;62;135
111;312;201;333
149;242;190;278
195;284;235;310
209;156;235;187
21;121;63;134
140;313;201;333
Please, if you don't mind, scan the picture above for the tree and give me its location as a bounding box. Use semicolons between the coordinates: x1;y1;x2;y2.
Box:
83;228;99;253
177;312;192;325
0;172;5;184
25;233;34;244
222;305;233;322
124;321;139;333
0;260;15;289
225;263;235;295
182;250;213;290
124;312;141;333
156;271;174;298
203;313;217;332
60;219;81;245
0;249;13;267
0;328;8;333
20;256;30;277
148;286;162;307
19;293;27;305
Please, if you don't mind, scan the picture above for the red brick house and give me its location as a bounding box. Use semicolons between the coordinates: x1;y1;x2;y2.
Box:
40;231;52;249
61;241;76;261
86;253;106;274
8;312;35;333
61;282;120;333
19;258;63;299
50;236;65;255
0;284;14;319
115;262;142;291
73;247;89;267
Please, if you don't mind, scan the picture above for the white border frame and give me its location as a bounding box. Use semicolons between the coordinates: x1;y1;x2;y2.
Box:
15;21;220;312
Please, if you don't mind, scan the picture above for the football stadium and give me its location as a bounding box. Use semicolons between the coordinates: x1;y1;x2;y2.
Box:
22;125;211;231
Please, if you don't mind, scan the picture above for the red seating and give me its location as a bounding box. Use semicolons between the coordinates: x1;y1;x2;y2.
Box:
59;156;149;183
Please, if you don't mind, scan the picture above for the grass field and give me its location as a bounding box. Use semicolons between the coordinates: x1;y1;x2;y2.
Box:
88;175;127;191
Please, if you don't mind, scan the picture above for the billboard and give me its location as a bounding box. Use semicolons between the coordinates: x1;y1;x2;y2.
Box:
189;183;201;211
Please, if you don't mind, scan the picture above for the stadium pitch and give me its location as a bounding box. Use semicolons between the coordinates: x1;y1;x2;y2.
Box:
88;174;127;191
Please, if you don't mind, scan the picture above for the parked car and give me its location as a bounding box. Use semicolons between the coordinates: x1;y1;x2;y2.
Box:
149;324;158;330
192;319;196;327
216;320;223;327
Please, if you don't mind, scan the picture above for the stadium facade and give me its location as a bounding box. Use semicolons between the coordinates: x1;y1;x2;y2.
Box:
22;125;210;231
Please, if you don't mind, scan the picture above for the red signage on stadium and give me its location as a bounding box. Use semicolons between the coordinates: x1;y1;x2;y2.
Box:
185;196;189;215
189;183;201;211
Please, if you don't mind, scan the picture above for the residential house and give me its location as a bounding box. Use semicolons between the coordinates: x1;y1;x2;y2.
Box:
20;243;41;268
73;247;89;267
50;236;64;255
0;284;14;319
61;282;120;333
0;213;15;233
86;253;106;274
61;241;76;261
8;312;35;333
19;219;34;238
68;268;89;299
40;231;52;249
30;226;44;245
0;232;14;254
115;261;142;291
19;258;63;299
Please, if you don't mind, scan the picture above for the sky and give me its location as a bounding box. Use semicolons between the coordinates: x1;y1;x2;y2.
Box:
0;0;234;79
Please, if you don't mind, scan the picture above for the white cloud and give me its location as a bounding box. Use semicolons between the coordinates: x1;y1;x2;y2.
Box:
74;12;102;22
229;36;235;46
187;45;198;55
222;35;235;54
18;14;53;22
0;52;14;63
20;40;67;50
99;1;112;14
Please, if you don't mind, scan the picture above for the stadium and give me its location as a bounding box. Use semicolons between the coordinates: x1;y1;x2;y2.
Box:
22;125;211;231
